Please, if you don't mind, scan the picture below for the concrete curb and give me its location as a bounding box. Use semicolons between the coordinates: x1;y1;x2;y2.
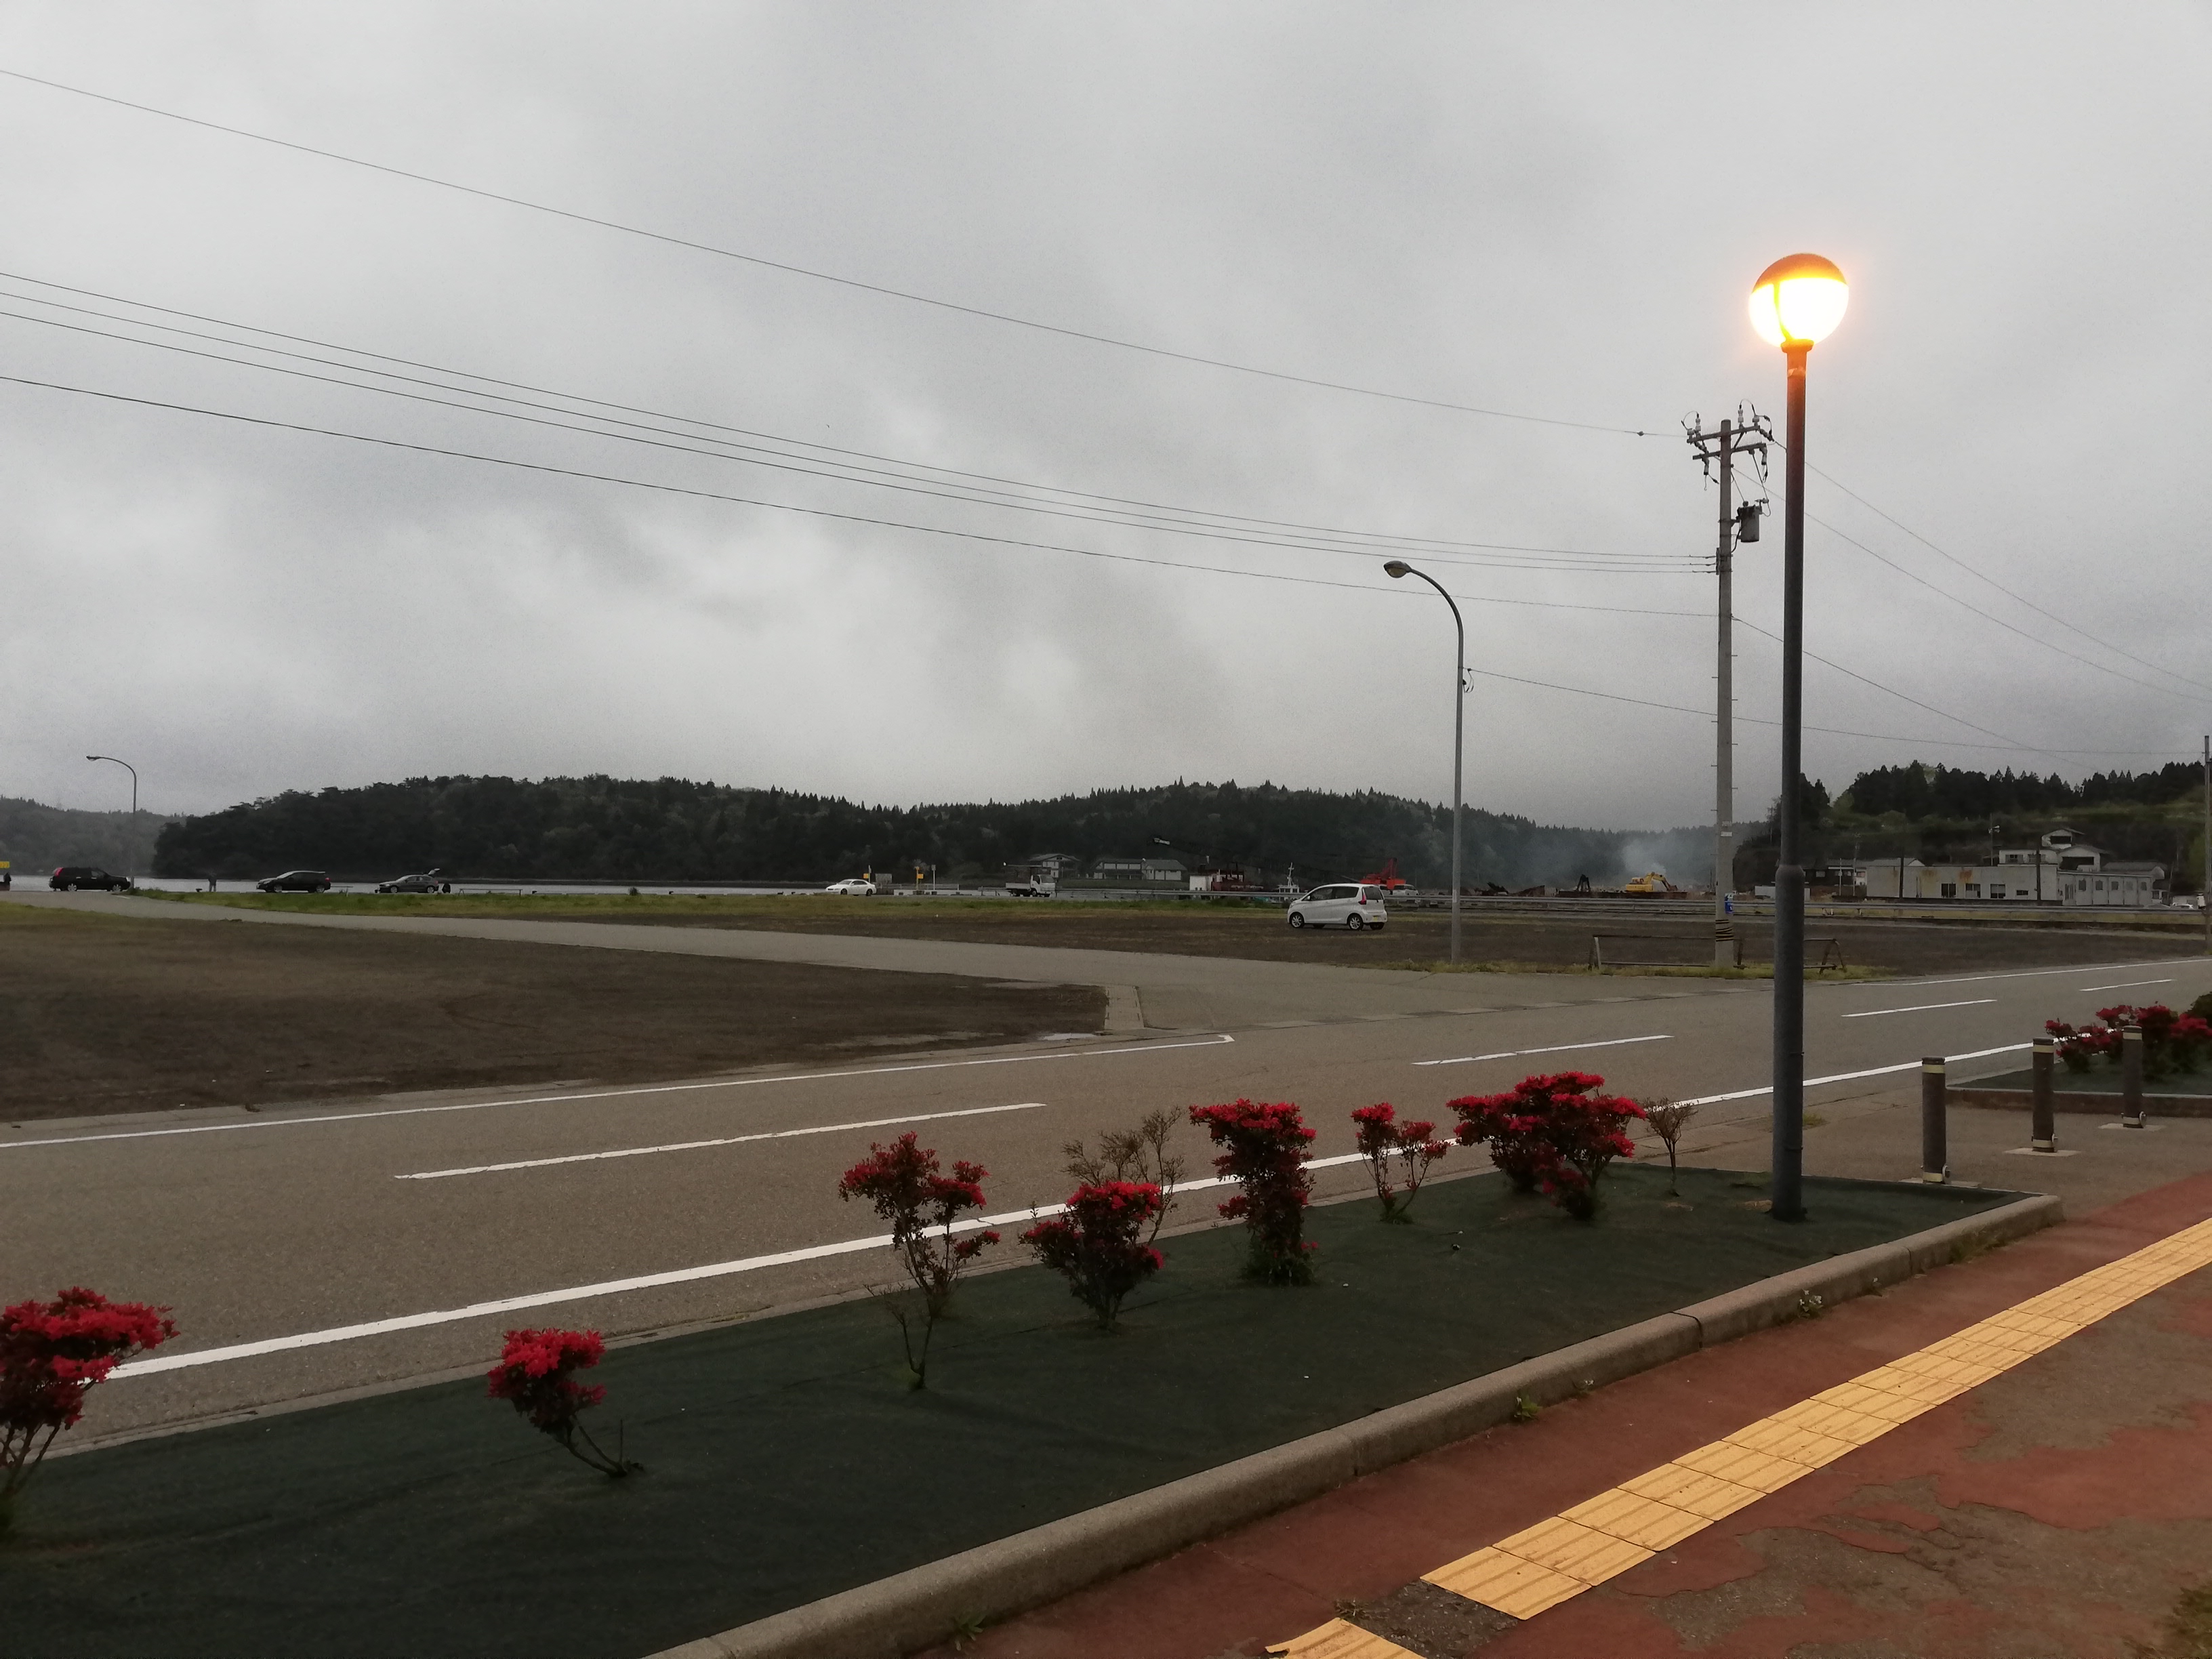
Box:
1954;1085;2212;1119
657;1190;2061;1659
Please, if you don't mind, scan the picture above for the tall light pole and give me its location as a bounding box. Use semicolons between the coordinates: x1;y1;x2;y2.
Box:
87;754;137;817
1748;253;1849;1225
1384;560;1465;964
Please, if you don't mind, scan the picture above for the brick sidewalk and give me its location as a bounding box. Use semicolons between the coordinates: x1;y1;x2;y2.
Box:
920;1171;2212;1659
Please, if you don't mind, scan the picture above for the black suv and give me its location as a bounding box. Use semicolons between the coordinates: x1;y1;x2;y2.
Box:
49;865;133;892
256;870;333;893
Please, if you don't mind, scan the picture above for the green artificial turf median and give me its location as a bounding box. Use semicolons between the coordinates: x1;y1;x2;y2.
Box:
4;1165;2018;1658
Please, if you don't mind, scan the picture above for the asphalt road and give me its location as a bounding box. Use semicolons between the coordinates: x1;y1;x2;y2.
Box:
9;890;2212;1446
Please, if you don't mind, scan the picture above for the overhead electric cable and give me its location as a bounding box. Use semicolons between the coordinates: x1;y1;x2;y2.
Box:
1807;512;2212;710
1730;615;2049;755
0;268;1656;558
1805;460;2212;698
0;370;1710;611
0;300;1703;575
0;66;1660;436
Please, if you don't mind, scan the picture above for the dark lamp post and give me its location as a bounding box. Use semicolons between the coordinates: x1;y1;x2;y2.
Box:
1749;252;1848;1224
1384;559;1465;966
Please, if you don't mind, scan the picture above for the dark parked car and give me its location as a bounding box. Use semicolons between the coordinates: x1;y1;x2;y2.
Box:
49;865;133;892
256;870;333;893
376;870;451;894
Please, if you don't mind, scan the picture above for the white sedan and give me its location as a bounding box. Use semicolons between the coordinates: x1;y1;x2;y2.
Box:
822;878;876;896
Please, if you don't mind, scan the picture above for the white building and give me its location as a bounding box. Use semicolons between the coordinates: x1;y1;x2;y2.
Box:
1843;829;2163;905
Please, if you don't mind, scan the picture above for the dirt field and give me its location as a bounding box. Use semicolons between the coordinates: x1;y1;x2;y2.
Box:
147;891;2209;978
0;905;1103;1122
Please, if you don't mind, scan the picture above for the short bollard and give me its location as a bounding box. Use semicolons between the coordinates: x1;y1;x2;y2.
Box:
2030;1036;2057;1152
1921;1055;1949;1183
2122;1024;2146;1128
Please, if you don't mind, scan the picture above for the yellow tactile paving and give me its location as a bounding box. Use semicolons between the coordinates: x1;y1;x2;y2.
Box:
1425;1546;1586;1617
1560;1489;1709;1550
1265;1618;1424;1658
1486;1515;1653;1582
1268;1215;2212;1652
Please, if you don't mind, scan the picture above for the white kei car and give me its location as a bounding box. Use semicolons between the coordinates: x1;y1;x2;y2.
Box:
1286;883;1389;930
822;878;876;896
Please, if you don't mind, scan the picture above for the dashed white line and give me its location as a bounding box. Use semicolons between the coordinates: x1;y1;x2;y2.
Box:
0;1033;1235;1151
1840;998;1996;1020
397;1101;1049;1180
1414;1034;1673;1069
2076;978;2174;994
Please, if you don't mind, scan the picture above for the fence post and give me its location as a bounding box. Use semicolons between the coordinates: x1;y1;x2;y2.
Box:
2121;1025;2146;1128
2030;1036;2057;1153
1589;935;1601;970
1921;1056;1949;1183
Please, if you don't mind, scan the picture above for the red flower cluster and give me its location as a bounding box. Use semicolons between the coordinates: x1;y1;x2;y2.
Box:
487;1327;632;1475
1190;1100;1317;1283
838;1132;999;1385
1022;1181;1165;1330
2047;1004;2212;1079
2;1287;176;1522
1351;1103;1449;1223
1450;1071;1645;1221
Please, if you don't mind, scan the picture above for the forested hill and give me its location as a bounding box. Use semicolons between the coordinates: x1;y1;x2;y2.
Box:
0;796;176;875
151;776;1711;888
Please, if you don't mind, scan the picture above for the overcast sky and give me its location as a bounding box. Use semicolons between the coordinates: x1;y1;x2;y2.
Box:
1;3;2206;830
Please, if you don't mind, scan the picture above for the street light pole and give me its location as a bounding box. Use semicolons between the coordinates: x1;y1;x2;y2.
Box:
86;754;136;817
1384;560;1465;965
1748;253;1849;1226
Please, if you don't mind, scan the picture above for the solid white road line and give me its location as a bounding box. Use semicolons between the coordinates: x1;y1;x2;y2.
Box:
112;1153;1376;1379
397;1101;1049;1180
1674;1042;2031;1108
1413;1034;1672;1069
2076;978;2175;993
0;1034;1236;1151
1840;998;1996;1020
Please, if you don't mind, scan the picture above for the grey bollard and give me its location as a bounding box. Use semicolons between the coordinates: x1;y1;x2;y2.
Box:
2122;1025;2146;1127
1921;1056;1949;1183
2030;1036;2057;1152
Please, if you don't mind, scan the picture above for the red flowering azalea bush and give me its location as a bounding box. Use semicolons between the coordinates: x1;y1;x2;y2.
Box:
1351;1103;1448;1223
1190;1099;1316;1284
487;1327;636;1476
1022;1182;1164;1330
1451;1072;1645;1221
2047;1004;2212;1079
838;1132;999;1387
1;1287;176;1530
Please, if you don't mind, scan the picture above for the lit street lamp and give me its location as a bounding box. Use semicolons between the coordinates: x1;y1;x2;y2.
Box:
1748;253;1849;1223
1383;560;1465;965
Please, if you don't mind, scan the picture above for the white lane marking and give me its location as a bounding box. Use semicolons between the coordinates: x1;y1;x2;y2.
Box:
1841;998;1996;1020
1842;958;2212;994
2076;978;2174;993
112;1152;1374;1379
398;1102;1047;1180
1674;1042;2031;1107
0;1034;1236;1151
1413;1034;1672;1069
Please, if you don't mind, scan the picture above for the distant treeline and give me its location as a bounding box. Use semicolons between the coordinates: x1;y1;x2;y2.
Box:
152;775;1714;888
1838;761;2208;822
0;797;176;876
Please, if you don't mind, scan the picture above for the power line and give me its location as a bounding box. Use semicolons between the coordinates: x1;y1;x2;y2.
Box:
1805;459;2212;699
0;268;1650;560
0;66;1660;438
0;293;1706;577
3;369;2181;762
1730;615;2049;756
0;369;1710;613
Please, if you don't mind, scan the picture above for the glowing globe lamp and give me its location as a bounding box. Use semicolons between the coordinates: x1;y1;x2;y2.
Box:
1748;253;1848;348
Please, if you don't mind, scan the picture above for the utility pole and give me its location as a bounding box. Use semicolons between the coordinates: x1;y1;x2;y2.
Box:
2203;735;2209;955
1684;410;1770;966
